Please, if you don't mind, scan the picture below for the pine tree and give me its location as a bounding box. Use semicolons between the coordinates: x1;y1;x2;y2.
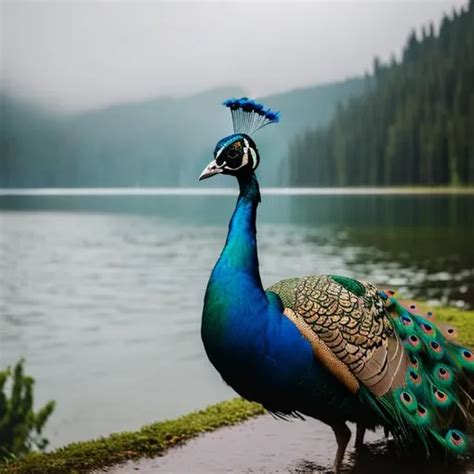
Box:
289;2;473;186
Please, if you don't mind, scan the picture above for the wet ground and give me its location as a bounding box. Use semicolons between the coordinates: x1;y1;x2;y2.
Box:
104;415;474;473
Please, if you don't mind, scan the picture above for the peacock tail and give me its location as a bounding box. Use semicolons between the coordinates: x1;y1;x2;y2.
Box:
267;275;474;456
361;295;474;455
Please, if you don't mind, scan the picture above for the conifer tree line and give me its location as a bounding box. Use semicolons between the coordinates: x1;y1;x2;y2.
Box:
289;1;474;186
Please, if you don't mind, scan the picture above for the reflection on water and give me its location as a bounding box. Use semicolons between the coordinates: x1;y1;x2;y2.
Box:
0;193;472;448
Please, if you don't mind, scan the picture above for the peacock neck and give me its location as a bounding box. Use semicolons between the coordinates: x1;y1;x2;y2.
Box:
202;172;270;369
213;172;264;292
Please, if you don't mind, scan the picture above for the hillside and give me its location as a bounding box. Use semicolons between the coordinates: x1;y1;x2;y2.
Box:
0;79;367;188
288;1;474;186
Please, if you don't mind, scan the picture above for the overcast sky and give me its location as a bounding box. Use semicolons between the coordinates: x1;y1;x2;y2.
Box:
1;0;468;112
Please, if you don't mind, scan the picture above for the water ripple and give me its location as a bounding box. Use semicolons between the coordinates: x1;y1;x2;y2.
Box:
0;197;472;447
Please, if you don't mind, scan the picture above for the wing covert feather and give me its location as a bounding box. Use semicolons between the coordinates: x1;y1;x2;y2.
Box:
267;275;408;396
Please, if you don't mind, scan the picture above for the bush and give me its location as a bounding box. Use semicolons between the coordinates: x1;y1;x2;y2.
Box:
0;360;55;461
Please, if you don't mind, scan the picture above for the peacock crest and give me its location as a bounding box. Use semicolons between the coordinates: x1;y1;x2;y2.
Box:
223;97;280;135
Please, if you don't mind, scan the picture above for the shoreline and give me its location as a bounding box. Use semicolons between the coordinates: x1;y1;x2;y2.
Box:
1;399;265;474
1;186;474;197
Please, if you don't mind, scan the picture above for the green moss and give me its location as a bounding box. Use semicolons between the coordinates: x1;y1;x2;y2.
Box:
431;305;474;347
3;306;472;474
1;398;265;473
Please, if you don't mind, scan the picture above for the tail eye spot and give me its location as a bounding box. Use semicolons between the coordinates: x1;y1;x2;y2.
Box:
402;392;412;403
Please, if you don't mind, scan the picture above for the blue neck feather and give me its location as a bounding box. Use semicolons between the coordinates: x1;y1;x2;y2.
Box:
217;173;263;286
203;172;269;361
204;172;268;329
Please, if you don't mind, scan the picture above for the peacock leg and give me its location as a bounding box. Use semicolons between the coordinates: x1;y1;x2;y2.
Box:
355;424;366;448
331;421;351;473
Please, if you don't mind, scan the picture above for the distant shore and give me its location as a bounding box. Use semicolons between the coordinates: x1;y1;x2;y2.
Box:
1;186;474;197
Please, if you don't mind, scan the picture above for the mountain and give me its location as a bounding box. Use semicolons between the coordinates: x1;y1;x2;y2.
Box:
0;79;367;187
0;96;66;187
288;1;474;186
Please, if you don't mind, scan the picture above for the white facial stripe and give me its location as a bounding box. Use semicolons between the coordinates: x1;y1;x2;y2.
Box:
244;138;258;169
249;147;257;169
209;159;226;169
215;147;224;159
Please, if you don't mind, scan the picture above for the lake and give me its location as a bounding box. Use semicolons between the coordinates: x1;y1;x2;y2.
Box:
0;189;473;449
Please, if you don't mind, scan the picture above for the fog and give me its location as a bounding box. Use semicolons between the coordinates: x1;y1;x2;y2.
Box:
1;0;467;111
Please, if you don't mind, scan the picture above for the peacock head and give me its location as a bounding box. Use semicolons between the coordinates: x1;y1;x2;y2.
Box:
199;98;280;181
199;133;259;180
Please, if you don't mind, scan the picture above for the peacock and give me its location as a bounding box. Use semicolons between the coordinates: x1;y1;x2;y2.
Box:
198;98;473;472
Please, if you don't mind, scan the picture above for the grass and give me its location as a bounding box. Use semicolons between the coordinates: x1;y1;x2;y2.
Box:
2;305;473;473
432;305;474;347
1;399;265;473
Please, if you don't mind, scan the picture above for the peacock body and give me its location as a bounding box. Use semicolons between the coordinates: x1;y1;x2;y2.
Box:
199;98;473;471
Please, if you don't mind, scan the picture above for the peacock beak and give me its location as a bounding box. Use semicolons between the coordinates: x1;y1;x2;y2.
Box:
199;160;223;180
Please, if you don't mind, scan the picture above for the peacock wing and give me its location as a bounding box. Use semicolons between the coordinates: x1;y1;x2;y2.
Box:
267;275;408;397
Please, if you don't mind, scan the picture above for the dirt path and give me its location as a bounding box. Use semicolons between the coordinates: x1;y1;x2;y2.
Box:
104;415;473;473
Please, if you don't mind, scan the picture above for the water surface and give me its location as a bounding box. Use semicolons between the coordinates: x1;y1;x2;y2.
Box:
0;191;472;448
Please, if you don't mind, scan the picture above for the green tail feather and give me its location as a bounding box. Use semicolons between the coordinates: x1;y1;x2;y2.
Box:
430;386;455;409
433;429;469;454
444;430;468;453
412;403;432;427
395;388;418;413
456;347;474;371
432;363;455;388
359;293;474;456
406;367;430;400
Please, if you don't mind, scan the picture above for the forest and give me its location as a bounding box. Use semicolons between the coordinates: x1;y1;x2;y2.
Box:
289;0;474;186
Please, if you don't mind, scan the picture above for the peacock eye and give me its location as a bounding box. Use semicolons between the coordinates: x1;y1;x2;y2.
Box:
227;149;240;160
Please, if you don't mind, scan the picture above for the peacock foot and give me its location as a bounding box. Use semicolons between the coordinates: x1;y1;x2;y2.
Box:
354;423;366;449
331;421;351;473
